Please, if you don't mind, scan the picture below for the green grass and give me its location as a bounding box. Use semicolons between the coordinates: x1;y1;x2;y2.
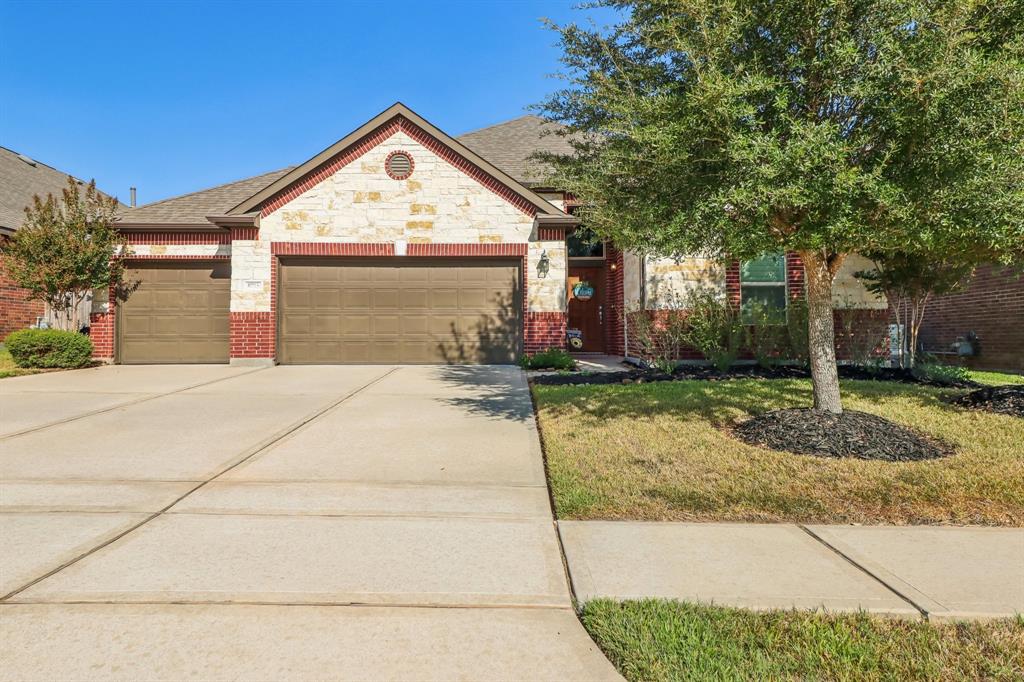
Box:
968;370;1024;386
0;346;40;379
582;600;1024;681
533;378;1024;525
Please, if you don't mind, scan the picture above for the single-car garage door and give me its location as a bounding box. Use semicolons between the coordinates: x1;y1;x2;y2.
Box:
279;258;522;364
118;261;230;364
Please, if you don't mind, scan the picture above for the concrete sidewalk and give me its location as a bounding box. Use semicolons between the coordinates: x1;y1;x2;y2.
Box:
559;521;1024;622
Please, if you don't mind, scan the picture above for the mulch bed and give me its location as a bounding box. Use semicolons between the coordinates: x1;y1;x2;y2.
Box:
532;363;979;388
731;408;954;461
945;385;1024;418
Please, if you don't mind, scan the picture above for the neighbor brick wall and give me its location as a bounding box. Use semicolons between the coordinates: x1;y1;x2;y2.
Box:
0;240;44;338
919;263;1024;371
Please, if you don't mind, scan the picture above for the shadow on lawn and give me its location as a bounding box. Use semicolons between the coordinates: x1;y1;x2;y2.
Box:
535;378;966;425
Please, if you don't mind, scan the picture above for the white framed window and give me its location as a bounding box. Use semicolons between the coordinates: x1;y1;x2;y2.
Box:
740;253;786;323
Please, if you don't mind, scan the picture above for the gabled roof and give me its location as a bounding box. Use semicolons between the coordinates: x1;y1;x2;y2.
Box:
229;102;565;218
457;115;574;187
116;167;292;227
0;146;122;234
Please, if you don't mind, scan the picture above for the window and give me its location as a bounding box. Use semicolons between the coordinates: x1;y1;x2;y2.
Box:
566;226;604;258
741;253;786;323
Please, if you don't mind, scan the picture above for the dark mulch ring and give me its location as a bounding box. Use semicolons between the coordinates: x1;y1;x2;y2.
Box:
531;363;979;388
730;408;954;461
945;385;1024;418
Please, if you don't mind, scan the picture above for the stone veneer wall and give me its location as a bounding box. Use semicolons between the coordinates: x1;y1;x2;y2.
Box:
616;250;890;360
230;128;568;361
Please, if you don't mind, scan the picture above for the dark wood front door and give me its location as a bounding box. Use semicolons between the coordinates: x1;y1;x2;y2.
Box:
567;265;606;352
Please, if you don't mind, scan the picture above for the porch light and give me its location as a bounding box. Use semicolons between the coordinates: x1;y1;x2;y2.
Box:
537;250;550;278
609;261;618;271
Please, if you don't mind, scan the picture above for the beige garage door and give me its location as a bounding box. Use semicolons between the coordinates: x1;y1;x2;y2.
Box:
279;258;522;364
118;262;230;364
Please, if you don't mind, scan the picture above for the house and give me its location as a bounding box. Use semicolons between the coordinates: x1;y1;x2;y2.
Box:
102;102;886;365
919;265;1024;371
0;146;120;337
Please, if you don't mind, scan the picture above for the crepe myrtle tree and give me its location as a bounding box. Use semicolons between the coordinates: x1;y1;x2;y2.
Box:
1;177;135;332
537;0;1024;413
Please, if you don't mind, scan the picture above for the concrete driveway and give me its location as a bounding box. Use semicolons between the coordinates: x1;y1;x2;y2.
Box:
0;365;618;681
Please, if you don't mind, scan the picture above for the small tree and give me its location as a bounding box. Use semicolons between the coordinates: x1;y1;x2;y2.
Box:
856;254;974;368
1;177;134;331
538;0;1024;412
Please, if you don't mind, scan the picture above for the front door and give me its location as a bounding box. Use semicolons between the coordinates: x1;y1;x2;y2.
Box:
567;265;605;352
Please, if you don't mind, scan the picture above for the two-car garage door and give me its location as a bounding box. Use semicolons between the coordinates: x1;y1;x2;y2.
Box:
278;258;522;364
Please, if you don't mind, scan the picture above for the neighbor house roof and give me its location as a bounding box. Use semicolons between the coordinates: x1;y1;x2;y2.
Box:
456;115;574;187
116;107;575;228
0;146;121;235
116;167;293;227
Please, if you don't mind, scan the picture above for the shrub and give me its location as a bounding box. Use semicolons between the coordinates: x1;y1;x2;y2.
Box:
520;348;576;371
744;301;788;369
785;296;810;366
4;328;93;368
626;298;689;370
682;288;744;372
912;358;972;386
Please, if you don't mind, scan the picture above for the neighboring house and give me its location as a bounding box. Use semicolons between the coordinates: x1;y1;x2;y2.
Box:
101;102;885;365
919;264;1024;371
0;146;121;337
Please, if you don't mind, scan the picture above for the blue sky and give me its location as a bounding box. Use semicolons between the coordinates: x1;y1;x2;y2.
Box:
1;1;613;206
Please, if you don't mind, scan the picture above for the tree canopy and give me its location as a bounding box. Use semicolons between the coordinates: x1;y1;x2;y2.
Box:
1;177;133;331
538;0;1024;411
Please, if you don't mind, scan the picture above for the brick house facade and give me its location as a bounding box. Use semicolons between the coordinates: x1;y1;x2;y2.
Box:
88;102;902;367
918;264;1024;371
0;235;44;337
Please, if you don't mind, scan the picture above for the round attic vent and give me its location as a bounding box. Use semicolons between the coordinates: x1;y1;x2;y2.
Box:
385;150;414;180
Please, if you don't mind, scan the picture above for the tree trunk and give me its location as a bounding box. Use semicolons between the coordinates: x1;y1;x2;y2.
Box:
800;251;844;413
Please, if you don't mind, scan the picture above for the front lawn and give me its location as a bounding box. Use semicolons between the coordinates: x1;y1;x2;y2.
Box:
582;599;1024;681
534;379;1024;525
969;370;1024;387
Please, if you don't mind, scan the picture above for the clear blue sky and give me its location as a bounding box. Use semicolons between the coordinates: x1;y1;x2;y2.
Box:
1;1;614;206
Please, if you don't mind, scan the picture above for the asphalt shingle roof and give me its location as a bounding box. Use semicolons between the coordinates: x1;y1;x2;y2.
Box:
116;167;294;225
456;115;574;187
0;146;120;232
114;113;572;226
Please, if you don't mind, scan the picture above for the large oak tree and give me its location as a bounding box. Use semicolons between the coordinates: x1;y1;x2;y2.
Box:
538;0;1024;412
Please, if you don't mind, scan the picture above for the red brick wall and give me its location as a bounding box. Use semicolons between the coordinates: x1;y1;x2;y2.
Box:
919;263;1024;371
0;239;45;338
230;312;275;359
525;312;567;353
606;247;625;355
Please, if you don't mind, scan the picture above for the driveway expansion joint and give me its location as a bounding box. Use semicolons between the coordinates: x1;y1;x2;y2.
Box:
0;366;266;441
0;367;399;602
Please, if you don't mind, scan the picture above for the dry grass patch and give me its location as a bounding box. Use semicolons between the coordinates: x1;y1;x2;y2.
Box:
533;379;1024;525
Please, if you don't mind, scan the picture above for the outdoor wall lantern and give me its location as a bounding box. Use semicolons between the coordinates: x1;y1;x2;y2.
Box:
537;250;550;278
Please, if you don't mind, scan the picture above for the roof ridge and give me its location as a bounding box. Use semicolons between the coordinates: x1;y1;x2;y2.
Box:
0;144;85;181
129;166;294;210
457;114;545;138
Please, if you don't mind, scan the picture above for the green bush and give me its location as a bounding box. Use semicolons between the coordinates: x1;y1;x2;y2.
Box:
744;301;788;369
520;348;577;371
682;288;744;372
912;359;972;386
4;329;93;369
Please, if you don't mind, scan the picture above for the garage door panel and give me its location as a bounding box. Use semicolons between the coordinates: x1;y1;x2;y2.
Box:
119;262;230;364
279;258;521;364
